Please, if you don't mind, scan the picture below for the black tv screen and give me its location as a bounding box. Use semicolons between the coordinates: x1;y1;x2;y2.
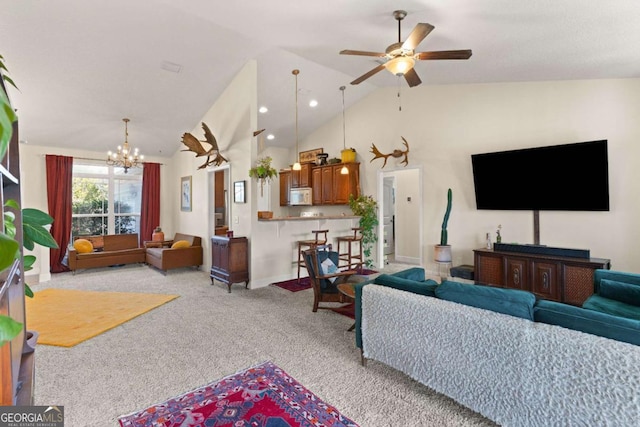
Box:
471;140;609;211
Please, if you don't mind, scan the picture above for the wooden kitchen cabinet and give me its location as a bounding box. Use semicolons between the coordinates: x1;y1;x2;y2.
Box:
474;248;610;305
332;163;360;204
291;163;312;188
279;170;291;206
310;163;360;205
211;236;249;292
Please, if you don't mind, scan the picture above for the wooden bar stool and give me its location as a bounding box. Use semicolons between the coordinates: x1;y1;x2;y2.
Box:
336;227;364;272
297;229;328;283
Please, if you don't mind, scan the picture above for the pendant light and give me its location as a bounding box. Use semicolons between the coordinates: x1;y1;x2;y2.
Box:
292;69;301;171
107;118;143;173
339;86;349;175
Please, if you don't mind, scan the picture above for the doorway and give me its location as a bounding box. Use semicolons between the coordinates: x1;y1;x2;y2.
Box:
208;165;231;241
377;167;423;269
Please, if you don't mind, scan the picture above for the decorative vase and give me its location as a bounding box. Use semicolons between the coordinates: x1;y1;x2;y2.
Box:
152;227;165;242
434;245;452;262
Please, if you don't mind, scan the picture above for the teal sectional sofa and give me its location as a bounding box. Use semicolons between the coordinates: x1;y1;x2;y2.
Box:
355;267;640;426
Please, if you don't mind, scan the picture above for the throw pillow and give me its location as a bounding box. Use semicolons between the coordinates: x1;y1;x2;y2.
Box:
73;238;93;254
171;240;191;249
320;256;339;283
599;279;640;307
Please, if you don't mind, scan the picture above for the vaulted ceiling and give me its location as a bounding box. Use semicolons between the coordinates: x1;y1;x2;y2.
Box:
2;0;638;158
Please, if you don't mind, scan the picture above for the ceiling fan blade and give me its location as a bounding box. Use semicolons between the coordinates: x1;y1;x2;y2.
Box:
402;23;434;51
404;68;422;87
416;49;472;60
340;49;386;57
350;64;386;85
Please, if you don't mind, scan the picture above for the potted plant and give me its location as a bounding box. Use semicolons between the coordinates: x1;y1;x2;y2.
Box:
349;194;379;268
434;188;453;262
249;156;278;197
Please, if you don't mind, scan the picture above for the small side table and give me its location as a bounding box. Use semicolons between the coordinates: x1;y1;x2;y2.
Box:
337;282;356;331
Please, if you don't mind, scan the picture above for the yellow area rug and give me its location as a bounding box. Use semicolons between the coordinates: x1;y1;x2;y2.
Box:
26;289;179;347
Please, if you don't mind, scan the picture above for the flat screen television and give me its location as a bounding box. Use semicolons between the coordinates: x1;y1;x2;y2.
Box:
471;140;609;211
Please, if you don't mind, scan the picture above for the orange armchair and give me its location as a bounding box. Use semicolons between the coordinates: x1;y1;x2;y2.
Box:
145;233;203;273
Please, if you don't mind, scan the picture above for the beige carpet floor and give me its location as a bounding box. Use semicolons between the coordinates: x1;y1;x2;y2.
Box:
30;263;495;427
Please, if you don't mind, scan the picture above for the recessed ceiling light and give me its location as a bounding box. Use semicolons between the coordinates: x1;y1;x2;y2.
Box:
259;106;268;113
309;99;318;108
267;134;275;140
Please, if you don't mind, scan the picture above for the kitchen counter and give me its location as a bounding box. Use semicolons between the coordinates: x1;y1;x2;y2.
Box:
258;215;359;221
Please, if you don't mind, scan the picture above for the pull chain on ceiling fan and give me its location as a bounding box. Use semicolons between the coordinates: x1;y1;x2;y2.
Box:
340;10;472;87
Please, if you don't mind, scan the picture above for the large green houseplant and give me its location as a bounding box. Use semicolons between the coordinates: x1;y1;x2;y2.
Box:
349;194;379;268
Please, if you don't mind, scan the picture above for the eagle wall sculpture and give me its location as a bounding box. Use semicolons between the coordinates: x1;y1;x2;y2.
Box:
181;122;228;169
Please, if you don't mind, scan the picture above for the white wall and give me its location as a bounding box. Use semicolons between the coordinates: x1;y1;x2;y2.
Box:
301;78;640;273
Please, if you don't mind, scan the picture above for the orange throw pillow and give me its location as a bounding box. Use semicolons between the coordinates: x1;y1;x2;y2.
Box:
73;239;94;254
171;240;190;249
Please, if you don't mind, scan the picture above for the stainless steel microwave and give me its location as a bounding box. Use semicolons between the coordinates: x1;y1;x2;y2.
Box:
290;187;312;206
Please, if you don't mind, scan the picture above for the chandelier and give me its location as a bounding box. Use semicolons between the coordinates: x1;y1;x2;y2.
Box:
107;118;143;173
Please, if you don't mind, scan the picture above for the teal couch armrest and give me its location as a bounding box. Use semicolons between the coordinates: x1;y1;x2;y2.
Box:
535;299;640;346
355;268;438;349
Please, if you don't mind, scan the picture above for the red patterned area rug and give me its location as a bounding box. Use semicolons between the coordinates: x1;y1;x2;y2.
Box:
118;361;359;427
272;270;377;293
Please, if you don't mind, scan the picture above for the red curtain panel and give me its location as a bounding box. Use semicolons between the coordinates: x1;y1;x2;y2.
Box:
140;162;161;246
45;155;73;273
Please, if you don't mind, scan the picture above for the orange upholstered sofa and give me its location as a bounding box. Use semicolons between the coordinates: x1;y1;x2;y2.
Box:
144;233;203;273
68;234;145;273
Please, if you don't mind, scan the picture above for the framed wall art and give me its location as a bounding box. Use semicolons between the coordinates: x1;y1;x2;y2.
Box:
299;147;323;163
181;176;192;212
234;180;246;203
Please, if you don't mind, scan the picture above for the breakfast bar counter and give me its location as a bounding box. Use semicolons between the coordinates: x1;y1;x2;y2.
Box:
252;214;362;286
258;215;360;221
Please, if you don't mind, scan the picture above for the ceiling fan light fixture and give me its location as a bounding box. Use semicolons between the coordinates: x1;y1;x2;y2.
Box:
385;56;415;76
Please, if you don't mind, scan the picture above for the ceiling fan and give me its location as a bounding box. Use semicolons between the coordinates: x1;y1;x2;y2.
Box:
340;10;472;87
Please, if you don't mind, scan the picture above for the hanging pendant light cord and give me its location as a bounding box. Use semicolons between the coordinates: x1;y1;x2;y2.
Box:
292;69;301;169
341;86;346;150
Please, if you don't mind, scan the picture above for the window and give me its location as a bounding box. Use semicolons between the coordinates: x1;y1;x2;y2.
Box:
72;161;142;237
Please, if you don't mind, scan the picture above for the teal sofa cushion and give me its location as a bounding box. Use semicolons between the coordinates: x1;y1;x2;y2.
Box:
435;280;536;320
598;279;640;307
594;269;640;293
582;294;640;321
535;299;640;346
374;274;439;297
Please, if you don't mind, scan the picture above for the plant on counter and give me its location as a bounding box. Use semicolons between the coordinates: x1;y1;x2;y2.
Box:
249;156;278;196
349;194;379;268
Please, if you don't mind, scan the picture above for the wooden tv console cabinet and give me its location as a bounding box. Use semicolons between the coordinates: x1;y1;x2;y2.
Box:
473;248;611;306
